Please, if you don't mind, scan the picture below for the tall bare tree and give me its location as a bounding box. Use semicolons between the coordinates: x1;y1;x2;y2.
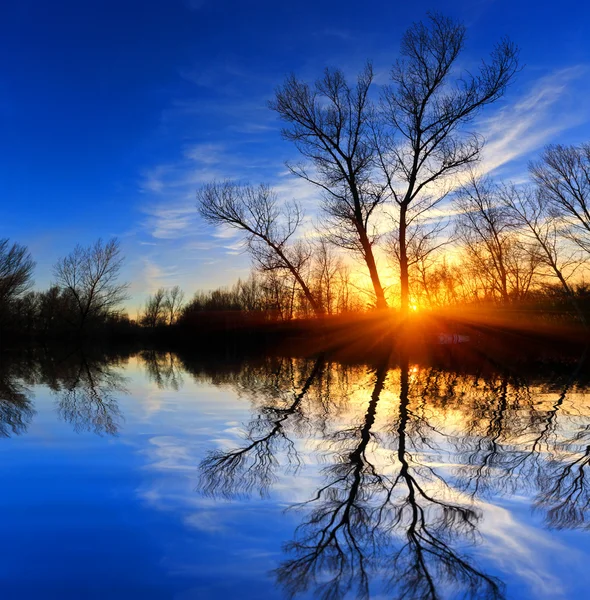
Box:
271;65;389;309
378;13;519;313
530;143;590;255
54;238;128;330
197;181;322;315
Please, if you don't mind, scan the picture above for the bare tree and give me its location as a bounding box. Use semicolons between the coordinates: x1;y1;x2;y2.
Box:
141;287;167;327
530;143;590;255
312;240;345;315
455;175;538;303
0;239;35;318
387;217;450;308
163;285;185;325
378;13;519;314
500;184;586;322
271;65;389;309
53;238;128;330
197;181;322;315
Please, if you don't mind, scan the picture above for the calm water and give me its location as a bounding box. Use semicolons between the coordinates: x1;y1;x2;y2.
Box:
1;348;590;599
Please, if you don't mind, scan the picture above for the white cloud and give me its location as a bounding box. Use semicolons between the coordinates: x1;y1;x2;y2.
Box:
477;66;589;176
477;500;579;599
141;258;182;293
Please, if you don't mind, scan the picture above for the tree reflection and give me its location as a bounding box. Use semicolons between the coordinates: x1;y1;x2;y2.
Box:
198;354;504;599
0;358;35;437
140;350;184;391
276;363;387;599
199;357;324;498
4;344;590;596
52;353;127;435
385;355;502;600
451;352;590;531
0;350;128;436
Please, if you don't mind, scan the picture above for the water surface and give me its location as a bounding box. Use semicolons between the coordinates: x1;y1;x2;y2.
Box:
1;348;589;599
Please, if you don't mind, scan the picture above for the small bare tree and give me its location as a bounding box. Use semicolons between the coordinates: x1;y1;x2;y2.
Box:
53;238;128;330
197;181;322;315
500;184;586;322
530;143;590;255
163;285;185;325
455;175;538;303
312;240;345;315
0;239;35;313
141;288;167;327
378;13;519;313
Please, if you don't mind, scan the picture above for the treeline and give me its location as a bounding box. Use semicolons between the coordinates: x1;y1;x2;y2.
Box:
0;238;133;342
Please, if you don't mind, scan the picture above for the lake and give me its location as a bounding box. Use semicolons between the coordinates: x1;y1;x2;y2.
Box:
1;346;589;599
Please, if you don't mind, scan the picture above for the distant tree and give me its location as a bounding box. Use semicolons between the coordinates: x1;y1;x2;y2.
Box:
0;239;35;323
36;286;73;333
163;285;185;325
500;183;586;323
197;182;322;315
387;217;450;308
141;288;167;328
11;291;40;334
140;286;185;327
530;144;590;255
235;276;264;313
53;238;128;331
311;240;343;315
413;259;467;307
377;13;519;314
455;175;538;303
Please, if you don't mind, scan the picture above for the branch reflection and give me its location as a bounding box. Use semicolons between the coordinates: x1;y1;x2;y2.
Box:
0;349;129;436
197;353;521;599
0;356;36;437
52;353;127;435
199;357;324;499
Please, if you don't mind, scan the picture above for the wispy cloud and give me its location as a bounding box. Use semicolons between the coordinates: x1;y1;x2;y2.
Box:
139;143;235;240
478;500;578;599
144;204;199;240
212;226;240;240
140;258;182;293
477;65;589;176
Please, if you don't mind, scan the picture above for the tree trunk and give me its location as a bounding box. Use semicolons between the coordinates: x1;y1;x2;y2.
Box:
399;204;410;316
273;246;324;317
358;228;388;310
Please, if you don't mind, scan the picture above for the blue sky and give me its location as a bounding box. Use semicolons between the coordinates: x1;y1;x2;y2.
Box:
1;0;590;313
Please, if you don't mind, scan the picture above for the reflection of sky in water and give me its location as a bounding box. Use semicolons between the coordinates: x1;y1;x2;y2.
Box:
0;353;589;599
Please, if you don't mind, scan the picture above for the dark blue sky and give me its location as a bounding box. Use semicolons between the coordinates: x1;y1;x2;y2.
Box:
2;0;589;312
